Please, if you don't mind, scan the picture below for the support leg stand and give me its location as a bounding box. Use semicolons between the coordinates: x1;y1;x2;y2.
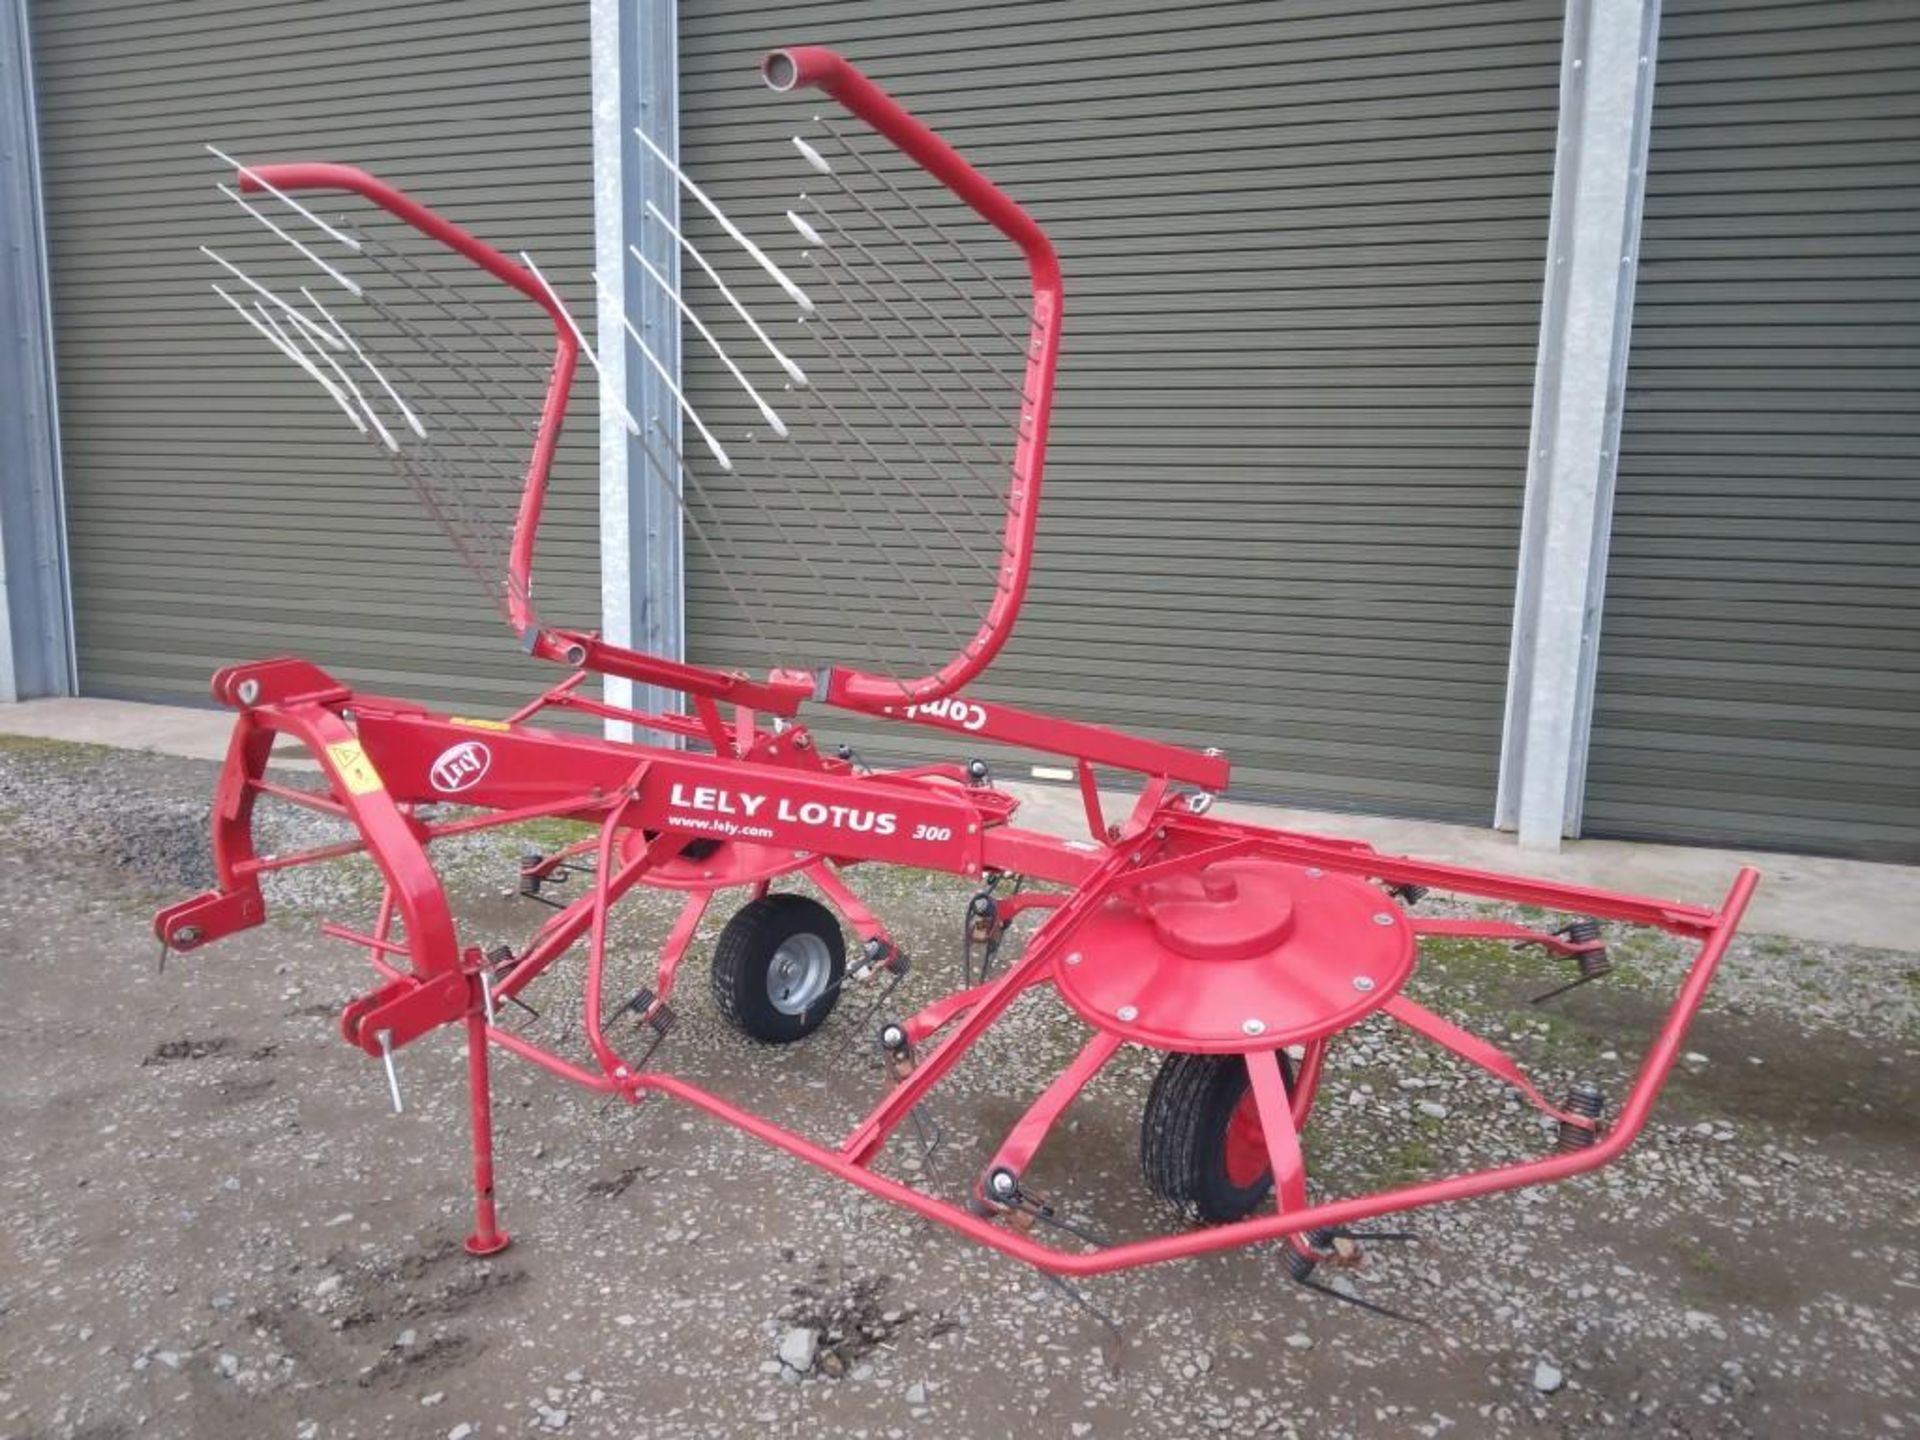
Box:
463;1011;511;1257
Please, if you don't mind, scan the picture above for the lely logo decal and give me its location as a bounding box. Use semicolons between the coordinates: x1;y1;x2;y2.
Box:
429;740;491;794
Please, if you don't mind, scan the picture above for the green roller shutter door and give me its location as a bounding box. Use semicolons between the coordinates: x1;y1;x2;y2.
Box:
1584;0;1920;861
678;0;1560;819
31;0;599;715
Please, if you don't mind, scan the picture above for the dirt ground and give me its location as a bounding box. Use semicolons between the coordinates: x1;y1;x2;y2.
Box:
0;736;1915;1440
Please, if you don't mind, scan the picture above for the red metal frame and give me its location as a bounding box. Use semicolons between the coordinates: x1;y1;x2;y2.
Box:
159;48;1763;1281
155;658;1758;1273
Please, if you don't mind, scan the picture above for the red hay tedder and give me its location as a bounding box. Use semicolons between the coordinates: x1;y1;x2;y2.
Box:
155;49;1757;1299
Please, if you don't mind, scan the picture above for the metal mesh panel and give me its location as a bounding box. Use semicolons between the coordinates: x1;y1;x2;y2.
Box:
619;104;1034;696
199;159;569;629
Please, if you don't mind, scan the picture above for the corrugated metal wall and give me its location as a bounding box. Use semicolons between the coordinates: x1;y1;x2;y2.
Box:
31;0;599;715
678;0;1562;819
1585;0;1920;861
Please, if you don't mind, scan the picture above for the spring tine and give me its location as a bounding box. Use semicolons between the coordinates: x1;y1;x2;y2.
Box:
869;1024;944;1176
216;288;368;437
206;144;362;251
1036;1270;1127;1370
301;287;428;439
1294;1273;1426;1326
202;248;343;350
850;969;906;1042
634;125;814;313
1013;1194;1111;1250
348;276;581;603
786;208;829;249
791;135;832;175
907;1104;943;1177
516;253;642;437
253;305;362;427
216;182;362;296
588;263;733;470
1529;972;1600;1005
297;320;398;452
645;200;807;385
628;245;788;436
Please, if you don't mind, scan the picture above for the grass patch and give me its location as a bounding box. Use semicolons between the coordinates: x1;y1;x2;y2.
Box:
1675;1236;1721;1276
1421;939;1537;985
0;733;112;759
501;816;599;851
1364;1134;1438;1189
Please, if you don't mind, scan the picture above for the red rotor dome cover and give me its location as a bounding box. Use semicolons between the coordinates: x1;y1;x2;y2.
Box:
1052;856;1415;1051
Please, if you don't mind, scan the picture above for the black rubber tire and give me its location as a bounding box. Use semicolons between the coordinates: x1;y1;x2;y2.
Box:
1141;1051;1298;1224
710;893;846;1044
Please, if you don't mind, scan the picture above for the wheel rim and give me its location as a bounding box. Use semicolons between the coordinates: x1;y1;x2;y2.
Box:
1221;1087;1271;1189
766;933;833;1015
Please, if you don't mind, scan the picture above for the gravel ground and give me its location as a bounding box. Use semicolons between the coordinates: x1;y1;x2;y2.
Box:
0;734;1915;1440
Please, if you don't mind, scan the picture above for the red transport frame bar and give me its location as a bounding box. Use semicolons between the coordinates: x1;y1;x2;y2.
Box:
585;864;1760;1277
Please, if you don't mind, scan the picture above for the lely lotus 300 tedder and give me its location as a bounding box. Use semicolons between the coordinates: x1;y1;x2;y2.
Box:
154;49;1756;1298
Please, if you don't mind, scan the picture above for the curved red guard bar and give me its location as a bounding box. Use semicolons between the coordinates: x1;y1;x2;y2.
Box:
766;48;1066;709
236;163;578;637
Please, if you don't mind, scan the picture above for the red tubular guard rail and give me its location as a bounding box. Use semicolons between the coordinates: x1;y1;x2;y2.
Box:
236;164;578;639
763;47;1066;710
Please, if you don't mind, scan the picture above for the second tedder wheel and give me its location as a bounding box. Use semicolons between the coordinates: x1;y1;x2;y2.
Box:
710;893;846;1043
1142;1050;1297;1224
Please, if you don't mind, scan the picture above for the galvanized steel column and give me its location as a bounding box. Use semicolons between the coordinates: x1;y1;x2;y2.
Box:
0;0;74;701
592;0;683;732
1496;0;1660;849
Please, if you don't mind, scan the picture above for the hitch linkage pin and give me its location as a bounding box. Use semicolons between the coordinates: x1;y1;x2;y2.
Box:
375;1028;404;1115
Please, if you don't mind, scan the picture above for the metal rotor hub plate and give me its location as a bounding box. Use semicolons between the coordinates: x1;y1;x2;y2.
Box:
1052;856;1414;1051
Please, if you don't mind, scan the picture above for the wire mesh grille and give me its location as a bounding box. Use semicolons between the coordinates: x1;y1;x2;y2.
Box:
200;159;579;631
655;101;1036;695
201;90;1042;701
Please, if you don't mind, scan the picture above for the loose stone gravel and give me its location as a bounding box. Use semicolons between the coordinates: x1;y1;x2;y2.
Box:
0;735;1915;1439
